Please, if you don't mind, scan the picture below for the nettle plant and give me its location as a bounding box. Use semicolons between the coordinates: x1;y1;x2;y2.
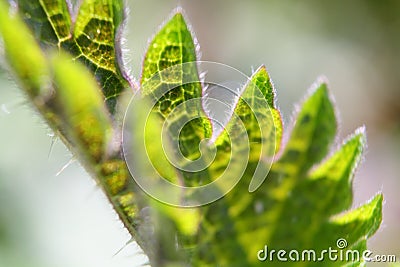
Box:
0;1;383;266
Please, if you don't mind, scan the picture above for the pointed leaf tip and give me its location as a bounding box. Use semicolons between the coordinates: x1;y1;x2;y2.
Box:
171;6;188;21
141;7;199;93
331;193;383;240
245;65;283;154
250;65;275;107
306;128;369;215
277;79;337;174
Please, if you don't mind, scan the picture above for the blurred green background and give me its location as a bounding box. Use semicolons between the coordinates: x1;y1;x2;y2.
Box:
0;0;399;266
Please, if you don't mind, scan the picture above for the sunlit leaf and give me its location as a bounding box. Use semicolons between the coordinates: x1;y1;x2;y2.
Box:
0;3;383;266
193;84;382;267
73;0;128;112
14;0;72;47
0;1;49;97
50;52;113;163
14;0;130;113
141;11;212;185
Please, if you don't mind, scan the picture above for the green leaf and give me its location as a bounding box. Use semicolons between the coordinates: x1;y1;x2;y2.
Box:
14;0;72;47
329;194;383;247
307;130;367;216
230;66;282;192
14;0;130;113
276;81;337;174
140;11;212;184
141;11;199;97
134;12;212;264
140;11;202;122
1;3;383;266
0;0;49;97
73;0;128;112
0;0;66;142
50;52;145;250
50;52;113;163
134;12;382;266
191;84;382;267
251;66;283;154
1;0;148;257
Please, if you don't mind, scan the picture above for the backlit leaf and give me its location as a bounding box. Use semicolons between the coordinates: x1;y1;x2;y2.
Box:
14;0;130;113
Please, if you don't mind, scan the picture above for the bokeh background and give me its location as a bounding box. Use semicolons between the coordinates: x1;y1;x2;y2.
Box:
0;0;399;266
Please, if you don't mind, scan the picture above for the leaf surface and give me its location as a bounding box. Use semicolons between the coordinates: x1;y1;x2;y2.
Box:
14;0;130;113
51;52;113;163
141;12;212;186
0;3;384;266
133;11;382;267
194;84;382;267
0;1;49;96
